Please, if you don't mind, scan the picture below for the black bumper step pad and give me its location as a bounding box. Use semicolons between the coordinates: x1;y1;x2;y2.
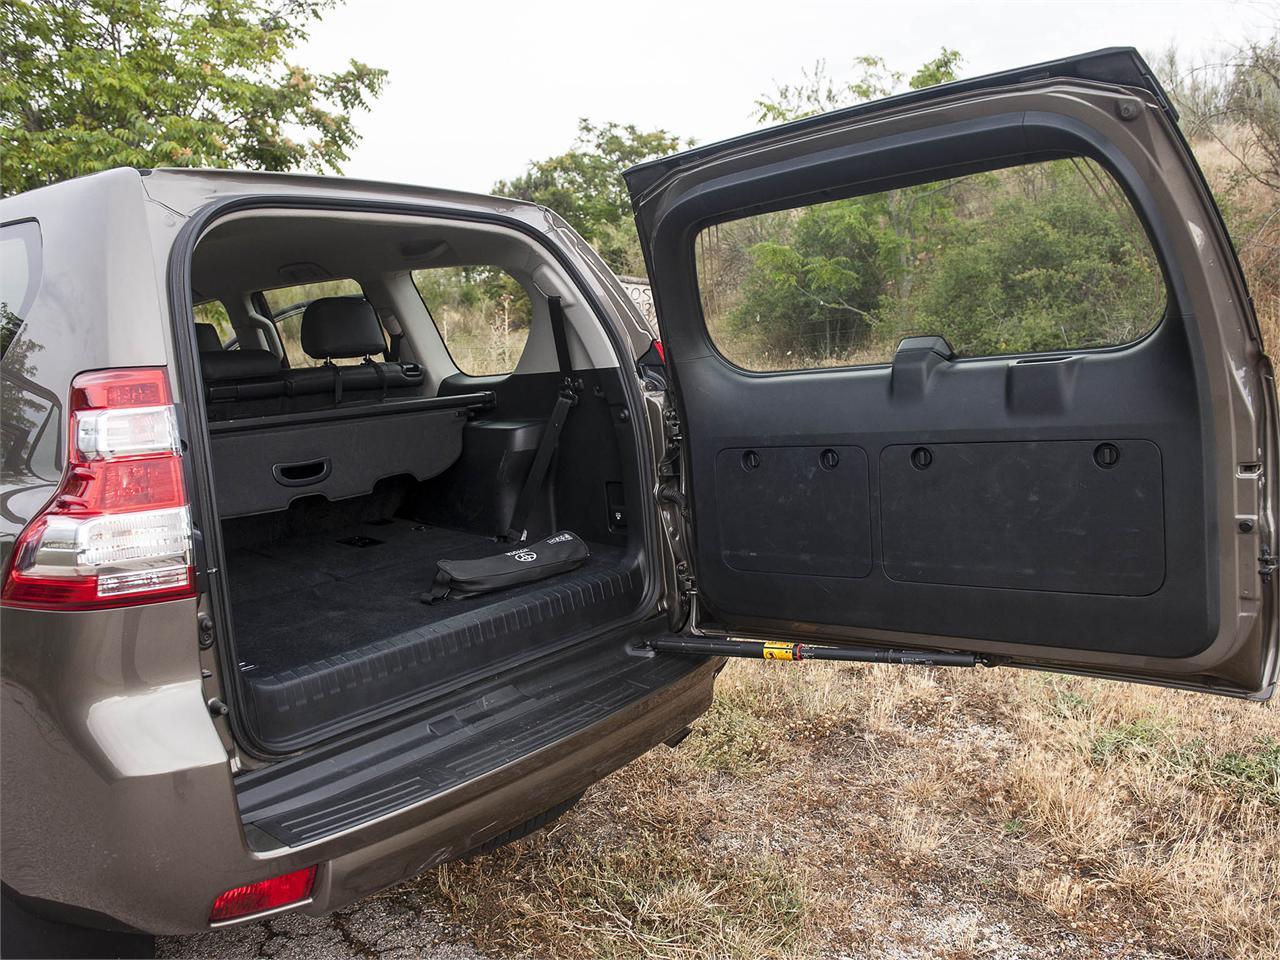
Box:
237;646;697;846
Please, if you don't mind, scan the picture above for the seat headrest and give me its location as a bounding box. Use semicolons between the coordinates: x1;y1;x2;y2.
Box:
200;349;282;382
194;323;224;352
300;298;386;360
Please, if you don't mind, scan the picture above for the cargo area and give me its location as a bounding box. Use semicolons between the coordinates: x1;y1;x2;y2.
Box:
222;484;640;748
189;209;656;753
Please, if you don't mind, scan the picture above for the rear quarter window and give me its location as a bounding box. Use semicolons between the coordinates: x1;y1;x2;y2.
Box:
412;267;532;376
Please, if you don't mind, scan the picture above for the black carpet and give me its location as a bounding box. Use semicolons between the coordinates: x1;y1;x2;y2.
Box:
225;519;627;676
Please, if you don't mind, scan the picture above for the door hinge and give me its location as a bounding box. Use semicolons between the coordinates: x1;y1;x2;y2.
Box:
1261;545;1277;582
658;407;682;479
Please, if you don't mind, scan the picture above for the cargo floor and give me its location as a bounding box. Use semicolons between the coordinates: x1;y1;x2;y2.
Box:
223;519;640;749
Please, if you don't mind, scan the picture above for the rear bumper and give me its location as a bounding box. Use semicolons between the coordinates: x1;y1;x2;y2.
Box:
1;600;716;934
306;656;714;919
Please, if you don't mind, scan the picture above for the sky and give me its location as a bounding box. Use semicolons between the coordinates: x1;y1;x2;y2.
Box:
296;0;1277;193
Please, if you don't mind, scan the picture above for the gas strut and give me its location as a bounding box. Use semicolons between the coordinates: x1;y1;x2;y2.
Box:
647;636;978;668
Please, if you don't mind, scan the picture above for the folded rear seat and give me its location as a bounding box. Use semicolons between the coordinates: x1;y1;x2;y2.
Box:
284;298;423;405
203;298;465;517
202;350;287;400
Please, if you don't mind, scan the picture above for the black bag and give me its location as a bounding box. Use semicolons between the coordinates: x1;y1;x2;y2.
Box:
421;531;590;604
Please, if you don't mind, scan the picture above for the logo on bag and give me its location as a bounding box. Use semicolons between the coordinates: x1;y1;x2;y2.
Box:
512;550;538;562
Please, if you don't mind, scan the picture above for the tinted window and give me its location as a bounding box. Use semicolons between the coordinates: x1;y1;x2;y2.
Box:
412;267;532;376
696;158;1166;372
0;220;41;359
262;279;371;368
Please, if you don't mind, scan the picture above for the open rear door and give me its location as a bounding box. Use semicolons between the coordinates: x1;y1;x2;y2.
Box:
627;48;1278;697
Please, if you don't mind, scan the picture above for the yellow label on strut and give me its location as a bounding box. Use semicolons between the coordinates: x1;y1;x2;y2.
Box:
761;642;797;661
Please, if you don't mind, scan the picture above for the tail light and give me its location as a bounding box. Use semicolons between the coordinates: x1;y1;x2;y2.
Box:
209;865;317;924
1;368;195;610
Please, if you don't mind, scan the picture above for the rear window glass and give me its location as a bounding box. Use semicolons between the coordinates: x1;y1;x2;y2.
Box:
696;157;1166;371
263;279;371;368
0;220;41;359
412;267;532;376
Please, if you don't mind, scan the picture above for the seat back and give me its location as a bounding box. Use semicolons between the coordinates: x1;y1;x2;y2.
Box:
286;298;423;404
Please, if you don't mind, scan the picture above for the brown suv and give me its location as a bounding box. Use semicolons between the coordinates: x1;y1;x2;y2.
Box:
1;48;1275;958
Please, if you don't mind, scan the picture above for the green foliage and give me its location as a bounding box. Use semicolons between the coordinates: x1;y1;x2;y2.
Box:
904;163;1165;356
1089;716;1171;764
1087;716;1279;807
1207;736;1280;805
704;156;1165;369
722;50;999;367
726;199;894;360
0;0;387;195
494;120;688;274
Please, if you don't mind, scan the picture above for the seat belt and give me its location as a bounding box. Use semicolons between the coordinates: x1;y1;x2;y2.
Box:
502;295;580;542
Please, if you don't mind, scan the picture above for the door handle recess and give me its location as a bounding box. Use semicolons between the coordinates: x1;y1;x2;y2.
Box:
272;458;331;487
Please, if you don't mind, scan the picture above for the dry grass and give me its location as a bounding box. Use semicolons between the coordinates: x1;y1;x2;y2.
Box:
409;663;1280;960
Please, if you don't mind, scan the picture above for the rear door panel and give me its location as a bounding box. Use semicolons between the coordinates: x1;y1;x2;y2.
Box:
627;49;1277;696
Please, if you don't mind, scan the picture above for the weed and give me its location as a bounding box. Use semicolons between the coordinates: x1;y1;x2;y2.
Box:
1204;737;1280;805
1088;715;1171;765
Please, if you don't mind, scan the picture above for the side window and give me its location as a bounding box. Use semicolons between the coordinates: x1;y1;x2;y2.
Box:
411;267;532;376
193;299;233;346
696;158;1167;372
262;279;371;368
0;220;42;359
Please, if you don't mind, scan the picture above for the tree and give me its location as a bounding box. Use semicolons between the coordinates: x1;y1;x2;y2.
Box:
725;51;964;363
753;48;963;124
1153;35;1279;333
1155;36;1280;190
494;120;689;275
0;0;387;195
906;160;1166;356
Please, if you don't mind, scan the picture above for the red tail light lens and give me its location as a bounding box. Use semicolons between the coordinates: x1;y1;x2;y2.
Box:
652;339;665;363
209;865;317;924
1;367;195;610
